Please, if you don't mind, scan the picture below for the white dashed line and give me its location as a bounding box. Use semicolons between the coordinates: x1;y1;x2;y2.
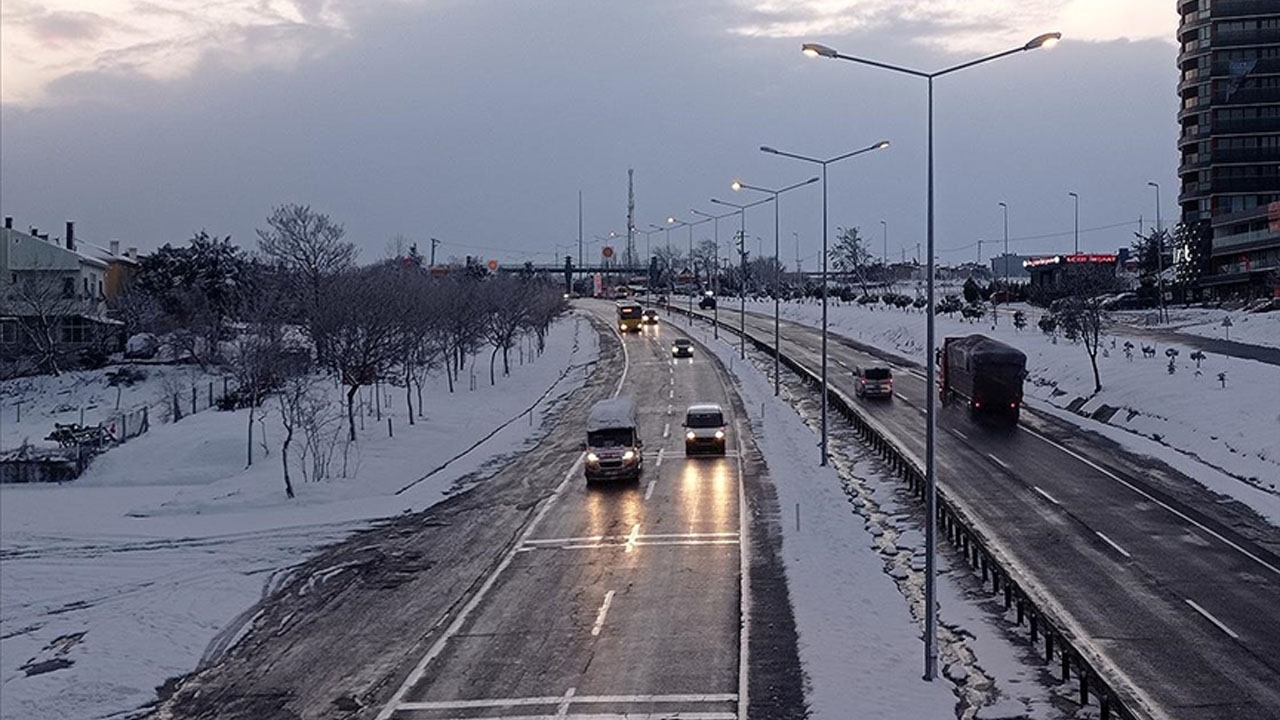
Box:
1095;531;1132;558
645;480;656;500
624;523;641;553
555;687;576;717
663;422;670;438
1185;598;1240;639
655;448;665;467
591;593;615;637
669;388;674;398
951;428;969;440
1033;486;1060;505
986;452;1010;469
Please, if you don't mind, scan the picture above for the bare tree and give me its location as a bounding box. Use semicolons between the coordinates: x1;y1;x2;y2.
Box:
316;266;405;441
482;276;534;385
2;270;81;375
256;204;358;357
830;226;871;295
1054;270;1118;394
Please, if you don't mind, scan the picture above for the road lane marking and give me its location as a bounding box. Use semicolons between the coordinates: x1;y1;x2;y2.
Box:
556;687;576;717
1021;426;1280;578
525;532;737;546
987;452;1010;470
667;404;673;415
624;523;641;553
645;480;657;500
591;593;615;637
1033;486;1060;505
663;422;670;438
1095;531;1132;558
669;388;674;398
399;693;740;709
374;455;585;720
951;429;969;440
656;448;665;467
1185;599;1240;639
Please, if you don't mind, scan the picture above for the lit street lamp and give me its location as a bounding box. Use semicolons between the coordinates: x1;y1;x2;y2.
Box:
731;176;820;395
998;202;1009;288
759;140;890;464
710;195;775;359
801;30;1061;682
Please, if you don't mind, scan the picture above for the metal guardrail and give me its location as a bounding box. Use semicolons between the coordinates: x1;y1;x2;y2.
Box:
669;303;1147;720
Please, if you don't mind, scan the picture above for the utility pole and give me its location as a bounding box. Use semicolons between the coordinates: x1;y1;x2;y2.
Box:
794;232;801;276
430;237;440;266
999;202;1010;288
880;220;888;266
738;228;747;359
627;169;636;270
977;238;983;265
578;190;584;270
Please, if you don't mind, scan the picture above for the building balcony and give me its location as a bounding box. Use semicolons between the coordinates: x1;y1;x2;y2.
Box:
1211;57;1280;78
1214;116;1280;135
1213;147;1280;163
1180;152;1213;170
1214;28;1280;48
1179;124;1211;145
1212;0;1280;18
1214;87;1280;106
1207;176;1280;193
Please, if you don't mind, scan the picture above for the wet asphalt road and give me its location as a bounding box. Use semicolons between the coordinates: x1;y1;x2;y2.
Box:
698;304;1280;720
375;307;749;720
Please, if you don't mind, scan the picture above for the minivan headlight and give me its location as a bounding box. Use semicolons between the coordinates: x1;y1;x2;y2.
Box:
686;431;696;441
622;450;636;461
715;430;725;440
586;452;599;463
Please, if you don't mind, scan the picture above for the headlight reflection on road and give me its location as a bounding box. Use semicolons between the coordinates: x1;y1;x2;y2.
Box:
584;481;645;540
679;457;734;530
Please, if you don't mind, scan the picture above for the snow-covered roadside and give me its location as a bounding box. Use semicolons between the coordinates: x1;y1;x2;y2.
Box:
741;299;1280;521
689;326;1056;718
1123;306;1280;350
0;316;598;720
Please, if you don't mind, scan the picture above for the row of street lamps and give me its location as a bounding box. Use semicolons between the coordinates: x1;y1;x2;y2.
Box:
620;31;1064;683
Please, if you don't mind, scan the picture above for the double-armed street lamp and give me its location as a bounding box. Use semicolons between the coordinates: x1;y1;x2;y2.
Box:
1148;181;1166;324
758;140;890;464
799;30;1061;682
710;195;775;359
998;202;1010;287
731;176;820;395
1068;192;1080;254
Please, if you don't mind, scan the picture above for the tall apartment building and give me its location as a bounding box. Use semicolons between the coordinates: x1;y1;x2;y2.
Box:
1178;0;1280;299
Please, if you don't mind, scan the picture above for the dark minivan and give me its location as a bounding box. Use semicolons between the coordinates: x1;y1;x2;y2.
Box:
854;365;894;399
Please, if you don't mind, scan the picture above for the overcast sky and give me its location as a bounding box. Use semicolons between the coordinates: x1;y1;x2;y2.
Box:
1;0;1180;268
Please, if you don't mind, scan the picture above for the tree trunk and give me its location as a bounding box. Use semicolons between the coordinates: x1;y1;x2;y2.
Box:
490;345;499;386
502;344;510;376
282;428;295;499
346;384;358;441
416;381;424;418
445;362;455;393
1089;350;1102;394
405;366;415;425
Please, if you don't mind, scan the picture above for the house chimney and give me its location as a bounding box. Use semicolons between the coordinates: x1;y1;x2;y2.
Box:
3;217;11;229
66;221;75;250
110;240;120;256
29;226;38;238
127;247;138;260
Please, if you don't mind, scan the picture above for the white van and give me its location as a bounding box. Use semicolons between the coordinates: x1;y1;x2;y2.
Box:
683;403;727;455
585;397;644;483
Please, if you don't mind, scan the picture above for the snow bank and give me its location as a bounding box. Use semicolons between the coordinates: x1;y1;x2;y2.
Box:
0;316;597;720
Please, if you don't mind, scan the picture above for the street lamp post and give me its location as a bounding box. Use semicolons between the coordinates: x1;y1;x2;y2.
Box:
1068;192;1080;254
670;215;713;324
710;195;775;359
692;208;737;340
880;220;888;266
758;140;890;464
731;176;820;395
801;31;1060;682
1148;181;1166;323
998;202;1009;288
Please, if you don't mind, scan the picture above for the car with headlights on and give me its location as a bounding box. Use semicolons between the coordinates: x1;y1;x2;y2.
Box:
672;338;694;358
684;403;727;455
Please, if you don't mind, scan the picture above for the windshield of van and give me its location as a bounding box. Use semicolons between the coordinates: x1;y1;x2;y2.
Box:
588;428;634;447
685;412;723;428
864;368;892;380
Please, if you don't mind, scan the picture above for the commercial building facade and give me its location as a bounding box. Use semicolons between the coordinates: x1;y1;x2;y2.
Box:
1178;0;1280;298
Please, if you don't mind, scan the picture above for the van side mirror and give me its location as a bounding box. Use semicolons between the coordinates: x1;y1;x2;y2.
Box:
636;439;644;448
578;441;586;451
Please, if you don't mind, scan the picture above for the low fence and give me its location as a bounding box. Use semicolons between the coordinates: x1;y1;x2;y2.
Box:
671;304;1144;720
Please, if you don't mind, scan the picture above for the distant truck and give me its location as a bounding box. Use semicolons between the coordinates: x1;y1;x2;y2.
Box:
938;334;1026;423
584;397;643;483
617;302;644;332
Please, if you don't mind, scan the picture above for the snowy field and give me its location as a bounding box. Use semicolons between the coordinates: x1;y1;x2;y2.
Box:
741;299;1280;523
692;326;1059;718
0;316;597;720
1115;306;1280;349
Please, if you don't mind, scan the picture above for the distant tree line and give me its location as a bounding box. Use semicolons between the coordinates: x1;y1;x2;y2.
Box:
120;204;567;498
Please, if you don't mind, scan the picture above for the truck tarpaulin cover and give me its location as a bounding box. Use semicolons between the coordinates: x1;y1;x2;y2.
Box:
587;397;638;432
948;334;1026;368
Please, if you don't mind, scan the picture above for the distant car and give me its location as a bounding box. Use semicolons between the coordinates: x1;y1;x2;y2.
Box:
699;295;717;310
684;403;727;455
672;338;694;358
854;365;894;399
642;308;660;324
1101;292;1144;311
